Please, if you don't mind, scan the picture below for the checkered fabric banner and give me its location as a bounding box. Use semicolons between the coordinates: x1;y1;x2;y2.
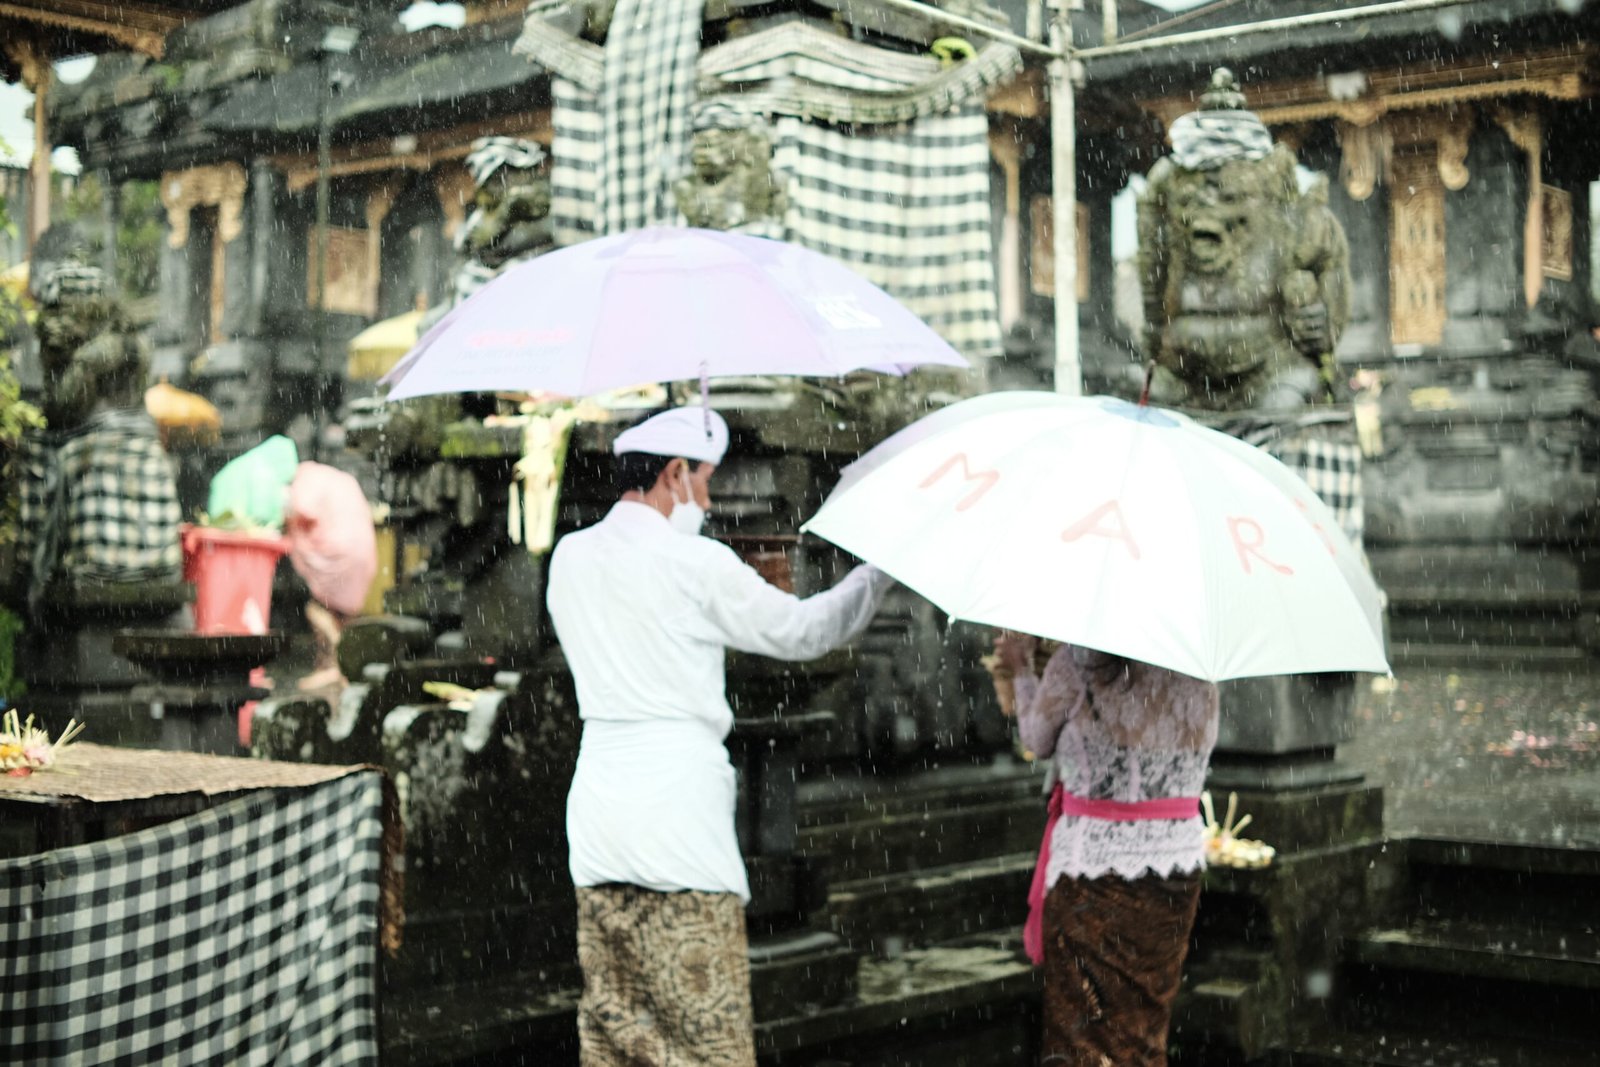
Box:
772;108;1002;361
1267;435;1364;548
550;77;603;246
597;0;704;234
0;773;384;1066
547;93;1001;359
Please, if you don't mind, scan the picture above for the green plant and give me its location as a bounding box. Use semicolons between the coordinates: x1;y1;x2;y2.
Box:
0;605;24;704
60;174;163;300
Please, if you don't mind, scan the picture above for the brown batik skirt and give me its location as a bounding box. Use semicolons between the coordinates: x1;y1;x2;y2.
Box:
1040;870;1203;1067
574;884;756;1067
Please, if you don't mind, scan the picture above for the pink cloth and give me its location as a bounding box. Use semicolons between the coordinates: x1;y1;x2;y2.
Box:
284;463;377;618
1023;786;1202;966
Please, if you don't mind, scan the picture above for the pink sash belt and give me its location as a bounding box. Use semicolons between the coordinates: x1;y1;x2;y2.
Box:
1023;786;1201;965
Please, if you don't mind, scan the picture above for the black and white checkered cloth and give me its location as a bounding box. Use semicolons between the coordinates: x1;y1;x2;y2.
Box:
772;108;1002;360
596;0;704;234
13;410;182;598
0;773;384;1065
1167;110;1274;171
544;94;1002;360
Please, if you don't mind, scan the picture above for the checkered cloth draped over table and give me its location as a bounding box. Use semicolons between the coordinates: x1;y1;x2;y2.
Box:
0;772;384;1065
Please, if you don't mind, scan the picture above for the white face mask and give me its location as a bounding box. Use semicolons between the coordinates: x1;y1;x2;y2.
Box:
668;467;706;536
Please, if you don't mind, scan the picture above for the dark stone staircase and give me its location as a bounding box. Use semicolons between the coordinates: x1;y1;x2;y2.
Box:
1274;838;1600;1066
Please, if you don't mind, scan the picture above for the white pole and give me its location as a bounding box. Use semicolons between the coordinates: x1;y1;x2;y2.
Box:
1050;10;1080;395
871;0;1485;61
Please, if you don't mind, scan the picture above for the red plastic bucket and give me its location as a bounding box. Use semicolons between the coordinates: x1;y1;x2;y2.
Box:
182;525;289;635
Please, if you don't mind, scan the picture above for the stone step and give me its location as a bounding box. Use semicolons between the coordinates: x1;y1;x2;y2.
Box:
1352;918;1600;991
1397;839;1600;937
798;796;1043;883
1405;836;1600;878
1386;641;1592;671
383;935;1038;1067
827;852;1034;953
796;760;1041;829
1280;1024;1598;1066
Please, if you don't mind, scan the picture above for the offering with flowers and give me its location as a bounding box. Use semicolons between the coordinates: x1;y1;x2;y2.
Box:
0;709;86;775
1202;791;1277;869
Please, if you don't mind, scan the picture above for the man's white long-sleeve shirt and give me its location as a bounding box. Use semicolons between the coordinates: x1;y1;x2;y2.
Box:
547;500;892;898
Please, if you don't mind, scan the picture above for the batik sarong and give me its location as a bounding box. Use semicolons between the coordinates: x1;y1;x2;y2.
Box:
574;884;755;1067
1041;870;1203;1067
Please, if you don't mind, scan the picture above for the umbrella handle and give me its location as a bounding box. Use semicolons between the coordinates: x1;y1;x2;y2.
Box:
1139;360;1157;407
700;361;711;440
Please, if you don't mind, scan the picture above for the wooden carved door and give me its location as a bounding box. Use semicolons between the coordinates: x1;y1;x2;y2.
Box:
1389;150;1446;347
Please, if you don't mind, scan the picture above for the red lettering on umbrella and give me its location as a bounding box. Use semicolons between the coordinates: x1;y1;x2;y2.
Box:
1228;517;1293;576
1061;500;1141;560
919;454;999;512
467;328;574;348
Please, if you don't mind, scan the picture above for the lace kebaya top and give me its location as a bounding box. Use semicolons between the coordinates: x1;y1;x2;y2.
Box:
1014;646;1220;885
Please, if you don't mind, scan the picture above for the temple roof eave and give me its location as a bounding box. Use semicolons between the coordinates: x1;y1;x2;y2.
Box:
1079;0;1596;88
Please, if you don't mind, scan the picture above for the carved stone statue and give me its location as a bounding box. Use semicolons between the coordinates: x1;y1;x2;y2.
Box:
8;228;181;609
1138;69;1350;411
450;137;554;305
673;101;788;233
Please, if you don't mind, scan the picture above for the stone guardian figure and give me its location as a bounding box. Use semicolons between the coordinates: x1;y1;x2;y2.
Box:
1138;69;1350;411
673;101;788;234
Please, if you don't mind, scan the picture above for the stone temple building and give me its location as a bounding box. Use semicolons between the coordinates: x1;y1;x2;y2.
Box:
13;3;1600;1065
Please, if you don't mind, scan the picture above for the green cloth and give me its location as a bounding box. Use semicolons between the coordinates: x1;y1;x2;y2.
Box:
208;435;298;529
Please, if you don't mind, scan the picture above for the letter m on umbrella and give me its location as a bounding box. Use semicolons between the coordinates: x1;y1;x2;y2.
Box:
919;454;998;512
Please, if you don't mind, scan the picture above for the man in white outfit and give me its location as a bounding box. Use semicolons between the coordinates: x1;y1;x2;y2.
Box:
546;406;893;1067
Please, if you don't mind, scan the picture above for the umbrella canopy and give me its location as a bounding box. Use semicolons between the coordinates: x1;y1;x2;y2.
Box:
0;261;26;300
381;227;968;401
804;392;1388;682
347;309;425;382
145;382;222;448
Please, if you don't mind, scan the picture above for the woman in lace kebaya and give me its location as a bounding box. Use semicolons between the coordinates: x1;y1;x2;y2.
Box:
990;634;1220;1066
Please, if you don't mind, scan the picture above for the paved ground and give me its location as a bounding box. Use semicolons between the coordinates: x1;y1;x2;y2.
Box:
1342;666;1600;849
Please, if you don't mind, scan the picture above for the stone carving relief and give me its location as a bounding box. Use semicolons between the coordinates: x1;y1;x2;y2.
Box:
673;101;788;233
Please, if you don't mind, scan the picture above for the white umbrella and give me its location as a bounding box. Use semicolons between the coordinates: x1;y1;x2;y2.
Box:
804;392;1387;682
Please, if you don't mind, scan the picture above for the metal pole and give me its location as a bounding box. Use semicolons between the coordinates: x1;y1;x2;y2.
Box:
1074;0;1484;59
870;0;1486;60
1050;10;1080;396
871;0;1061;55
1101;0;1117;43
312;51;332;462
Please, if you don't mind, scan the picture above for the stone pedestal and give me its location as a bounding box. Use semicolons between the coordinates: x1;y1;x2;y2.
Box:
1211;673;1365;790
729;712;859;1015
112;631;286;756
17;582;190;745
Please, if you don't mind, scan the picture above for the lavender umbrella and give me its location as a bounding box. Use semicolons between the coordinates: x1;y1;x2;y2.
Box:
380;227;968;401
